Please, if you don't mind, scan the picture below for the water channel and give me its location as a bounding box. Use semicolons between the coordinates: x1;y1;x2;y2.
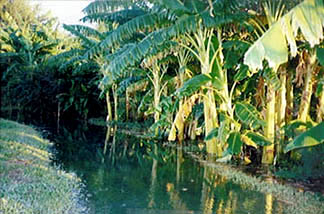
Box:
50;125;324;214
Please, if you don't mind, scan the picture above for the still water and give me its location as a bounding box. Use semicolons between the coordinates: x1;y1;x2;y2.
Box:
51;126;319;214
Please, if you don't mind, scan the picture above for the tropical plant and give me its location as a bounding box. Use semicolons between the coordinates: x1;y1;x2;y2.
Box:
244;0;324;164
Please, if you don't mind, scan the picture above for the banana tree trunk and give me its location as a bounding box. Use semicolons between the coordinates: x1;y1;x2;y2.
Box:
103;91;112;160
203;85;219;155
317;85;324;123
106;91;112;121
176;145;183;184
189;117;198;140
153;64;160;124
177;99;185;142
262;82;275;164
276;67;287;159
112;84;118;121
298;54;317;122
177;71;186;142
286;69;294;124
201;51;219;155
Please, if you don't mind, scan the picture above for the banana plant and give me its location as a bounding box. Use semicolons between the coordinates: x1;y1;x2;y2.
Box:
244;0;324;164
81;0;245;155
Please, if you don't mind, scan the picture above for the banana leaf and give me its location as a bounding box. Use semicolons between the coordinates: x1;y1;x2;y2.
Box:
235;102;266;129
225;132;243;155
245;132;272;146
284;122;324;153
244;0;324;71
175;74;211;98
316;47;324;66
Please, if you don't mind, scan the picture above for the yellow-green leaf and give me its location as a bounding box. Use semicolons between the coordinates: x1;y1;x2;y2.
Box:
284;122;324;153
244;0;324;71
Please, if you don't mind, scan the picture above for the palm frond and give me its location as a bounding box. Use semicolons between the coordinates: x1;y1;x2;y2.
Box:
105;15;197;78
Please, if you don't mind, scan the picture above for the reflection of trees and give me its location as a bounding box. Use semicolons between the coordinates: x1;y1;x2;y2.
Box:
200;157;227;214
148;144;158;209
176;145;184;184
166;183;189;211
164;145;192;212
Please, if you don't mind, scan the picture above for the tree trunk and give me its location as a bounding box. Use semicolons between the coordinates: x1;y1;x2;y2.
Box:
298;53;316;122
203;86;219;155
152;62;161;137
112;85;118;121
275;67;287;161
286;69;294;124
262;83;275;164
316;85;324;123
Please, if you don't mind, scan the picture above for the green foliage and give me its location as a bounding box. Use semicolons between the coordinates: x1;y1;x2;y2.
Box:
282;120;314;139
244;0;324;71
245;132;272;146
235;102;266;129
225;132;243;155
316;47;324;66
175;74;211;98
204;127;219;141
284;122;324;153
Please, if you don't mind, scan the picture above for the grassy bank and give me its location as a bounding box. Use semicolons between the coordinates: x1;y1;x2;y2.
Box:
0;119;86;214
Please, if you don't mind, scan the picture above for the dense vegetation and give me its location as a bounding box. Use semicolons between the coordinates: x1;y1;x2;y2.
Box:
1;0;323;173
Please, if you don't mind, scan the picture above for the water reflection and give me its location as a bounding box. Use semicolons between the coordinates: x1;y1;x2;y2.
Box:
53;127;290;214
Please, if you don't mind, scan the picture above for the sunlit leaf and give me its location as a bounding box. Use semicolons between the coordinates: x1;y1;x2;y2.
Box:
235;102;266;129
284;122;324;153
241;135;258;149
262;67;281;91
244;0;324;71
245;132;272;146
244;156;252;164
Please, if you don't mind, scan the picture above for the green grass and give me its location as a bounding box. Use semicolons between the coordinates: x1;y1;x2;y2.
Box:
0;119;87;214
